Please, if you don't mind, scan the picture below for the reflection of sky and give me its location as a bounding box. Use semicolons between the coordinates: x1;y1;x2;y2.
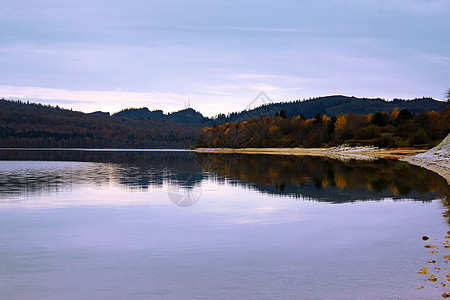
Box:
1;183;449;298
1;1;449;116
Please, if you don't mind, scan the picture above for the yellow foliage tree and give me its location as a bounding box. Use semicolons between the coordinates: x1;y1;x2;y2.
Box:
335;114;347;131
268;125;280;135
390;107;399;120
427;110;437;117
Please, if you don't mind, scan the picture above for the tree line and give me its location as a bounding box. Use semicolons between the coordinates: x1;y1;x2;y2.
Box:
195;105;450;149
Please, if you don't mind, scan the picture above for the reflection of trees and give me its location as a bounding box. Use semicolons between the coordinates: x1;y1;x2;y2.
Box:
0;150;203;197
0;149;198;166
1;150;448;203
0;163;109;198
195;153;450;202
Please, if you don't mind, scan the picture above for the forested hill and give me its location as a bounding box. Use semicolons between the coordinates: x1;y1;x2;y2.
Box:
0;99;203;148
0;96;447;149
215;96;447;123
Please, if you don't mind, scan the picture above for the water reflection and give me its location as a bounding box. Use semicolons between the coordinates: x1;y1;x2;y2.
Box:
0;150;448;203
1;150;449;298
195;153;449;202
0;150;203;199
0;161;109;197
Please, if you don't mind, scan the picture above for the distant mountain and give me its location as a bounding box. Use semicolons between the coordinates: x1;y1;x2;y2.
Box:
113;107;165;119
113;107;209;124
167;108;208;123
215;95;447;123
88;111;111;116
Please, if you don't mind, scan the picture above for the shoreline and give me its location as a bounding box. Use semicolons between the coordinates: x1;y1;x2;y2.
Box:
401;157;450;185
400;134;450;184
194;147;427;159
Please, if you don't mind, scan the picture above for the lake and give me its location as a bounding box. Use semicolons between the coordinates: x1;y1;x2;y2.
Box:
0;149;449;299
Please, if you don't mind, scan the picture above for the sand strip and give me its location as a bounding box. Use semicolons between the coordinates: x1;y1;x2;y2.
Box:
195;147;426;160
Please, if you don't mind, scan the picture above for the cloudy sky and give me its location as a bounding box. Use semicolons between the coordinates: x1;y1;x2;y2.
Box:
0;0;449;116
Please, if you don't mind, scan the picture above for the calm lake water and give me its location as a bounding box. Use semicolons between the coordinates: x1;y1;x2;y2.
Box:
0;149;449;299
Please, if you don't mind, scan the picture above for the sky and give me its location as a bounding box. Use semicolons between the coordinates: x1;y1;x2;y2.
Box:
0;0;449;117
